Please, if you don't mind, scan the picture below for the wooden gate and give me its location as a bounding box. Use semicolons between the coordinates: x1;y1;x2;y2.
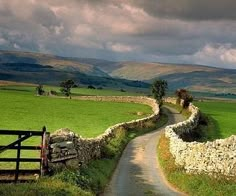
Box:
0;127;50;183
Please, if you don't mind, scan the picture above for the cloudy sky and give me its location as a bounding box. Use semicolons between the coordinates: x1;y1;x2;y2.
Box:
0;0;236;69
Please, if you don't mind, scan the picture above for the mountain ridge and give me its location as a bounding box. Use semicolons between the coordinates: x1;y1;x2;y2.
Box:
0;50;235;93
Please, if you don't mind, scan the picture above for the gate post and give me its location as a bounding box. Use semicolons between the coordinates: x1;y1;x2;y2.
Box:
15;134;21;183
40;126;49;176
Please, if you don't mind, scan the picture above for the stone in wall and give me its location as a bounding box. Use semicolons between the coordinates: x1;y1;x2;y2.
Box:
49;128;80;170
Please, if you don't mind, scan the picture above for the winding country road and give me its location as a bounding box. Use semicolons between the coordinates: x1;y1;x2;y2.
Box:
103;106;185;196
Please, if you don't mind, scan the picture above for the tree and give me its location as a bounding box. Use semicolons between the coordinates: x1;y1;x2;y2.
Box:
36;84;44;96
175;88;193;108
175;89;187;104
87;85;96;89
60;79;75;97
151;79;168;106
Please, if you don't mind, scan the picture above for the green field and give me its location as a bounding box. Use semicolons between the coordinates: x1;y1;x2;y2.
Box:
0;90;151;137
0;85;144;96
0;87;152;169
195;101;236;139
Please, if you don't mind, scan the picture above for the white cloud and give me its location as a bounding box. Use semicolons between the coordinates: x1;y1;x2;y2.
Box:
180;44;236;68
107;43;136;52
220;47;236;64
0;38;7;45
74;25;94;37
13;43;20;49
54;24;64;35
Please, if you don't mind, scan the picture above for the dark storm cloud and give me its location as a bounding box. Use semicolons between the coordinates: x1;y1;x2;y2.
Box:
31;4;60;29
128;0;236;21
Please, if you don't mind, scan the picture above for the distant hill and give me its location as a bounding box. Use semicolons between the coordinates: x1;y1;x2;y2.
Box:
104;61;219;80
94;61;236;93
0;50;235;93
0;50;149;90
0;50;108;77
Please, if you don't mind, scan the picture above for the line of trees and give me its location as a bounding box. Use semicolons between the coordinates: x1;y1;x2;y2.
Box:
36;79;77;97
151;79;193;108
36;78;193;109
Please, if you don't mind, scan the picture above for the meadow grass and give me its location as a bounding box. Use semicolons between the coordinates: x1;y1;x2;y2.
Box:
157;134;236;196
0;178;93;196
0;87;152;169
0;90;152;137
0;85;144;96
195;101;236;139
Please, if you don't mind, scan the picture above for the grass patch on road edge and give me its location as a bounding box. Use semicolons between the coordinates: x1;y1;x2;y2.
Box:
70;112;168;195
53;113;168;195
157;134;236;196
0;178;92;196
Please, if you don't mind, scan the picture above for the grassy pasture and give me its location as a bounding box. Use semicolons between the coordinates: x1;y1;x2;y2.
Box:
195;101;236;139
0;90;152;136
0;86;152;169
0;85;144;96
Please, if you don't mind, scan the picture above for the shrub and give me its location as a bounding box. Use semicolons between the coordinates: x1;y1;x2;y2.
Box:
87;85;96;89
175;88;193;108
35;84;44;95
49;90;57;95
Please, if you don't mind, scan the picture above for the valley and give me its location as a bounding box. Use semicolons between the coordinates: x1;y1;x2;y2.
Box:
1;50;236;95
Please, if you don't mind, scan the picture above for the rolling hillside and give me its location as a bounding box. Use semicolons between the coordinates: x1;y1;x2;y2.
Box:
0;50;108;77
106;62;219;80
94;61;236;93
0;50;235;93
0;50;149;90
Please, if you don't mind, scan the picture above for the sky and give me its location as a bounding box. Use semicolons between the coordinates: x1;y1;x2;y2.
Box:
0;0;236;69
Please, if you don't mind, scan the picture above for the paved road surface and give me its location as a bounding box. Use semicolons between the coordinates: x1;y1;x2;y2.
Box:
103;106;185;196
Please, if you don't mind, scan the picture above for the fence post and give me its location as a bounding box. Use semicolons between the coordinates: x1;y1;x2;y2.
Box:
15;134;21;183
40;126;48;176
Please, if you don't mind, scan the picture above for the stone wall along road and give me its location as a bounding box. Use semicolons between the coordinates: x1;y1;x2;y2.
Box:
165;98;236;177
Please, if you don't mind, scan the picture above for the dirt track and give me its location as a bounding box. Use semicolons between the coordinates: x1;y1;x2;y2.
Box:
103;106;185;196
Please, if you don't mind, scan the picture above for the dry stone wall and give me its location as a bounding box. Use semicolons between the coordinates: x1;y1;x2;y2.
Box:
48;96;160;171
165;98;236;177
75;96;159;114
164;97;178;105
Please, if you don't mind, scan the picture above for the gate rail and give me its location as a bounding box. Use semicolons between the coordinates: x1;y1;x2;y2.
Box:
0;127;50;183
